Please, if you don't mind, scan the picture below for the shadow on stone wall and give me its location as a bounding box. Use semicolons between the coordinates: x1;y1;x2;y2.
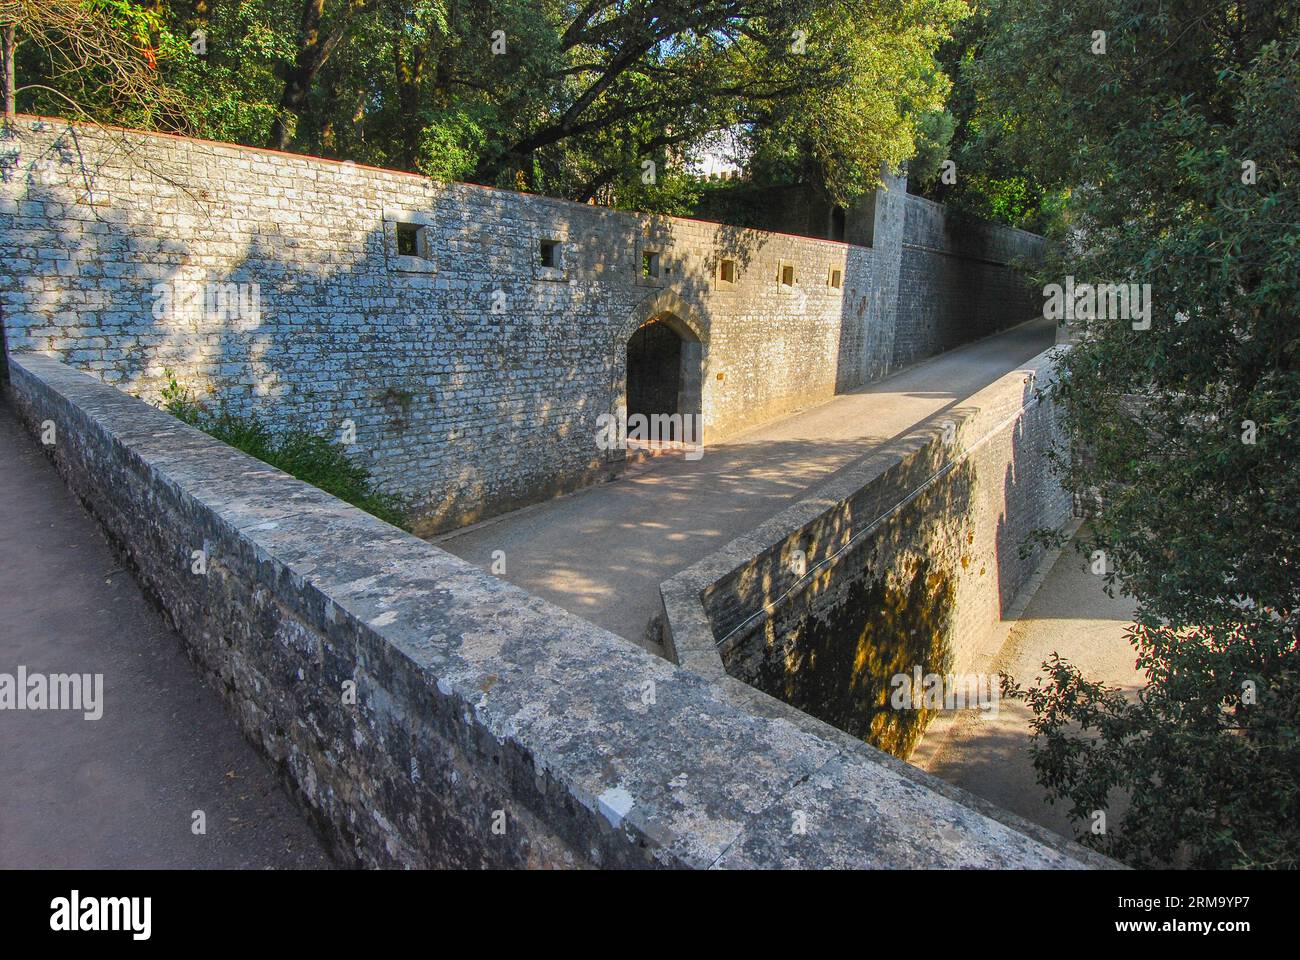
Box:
729;449;976;758
751;516;966;759
2;119;1047;553
713;371;1059;760
1;119;886;535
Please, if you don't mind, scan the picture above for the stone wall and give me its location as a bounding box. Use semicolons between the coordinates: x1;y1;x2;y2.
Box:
893;195;1047;367
5;350;1110;869
661;347;1072;758
1;116;1042;535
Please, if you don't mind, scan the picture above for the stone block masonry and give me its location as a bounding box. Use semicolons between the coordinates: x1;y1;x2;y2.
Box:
894;195;1047;367
1;116;1044;535
5;351;1111;868
661;346;1072;759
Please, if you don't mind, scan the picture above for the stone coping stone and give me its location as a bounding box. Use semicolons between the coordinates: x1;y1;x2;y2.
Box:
6;350;1113;869
660;347;1063;674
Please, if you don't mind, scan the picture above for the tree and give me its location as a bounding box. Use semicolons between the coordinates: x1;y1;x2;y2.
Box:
1;0;192;128
8;1;964;212
907;1;1069;234
266;0;378;151
3;12;15;117
744;0;965;207
974;0;1299;868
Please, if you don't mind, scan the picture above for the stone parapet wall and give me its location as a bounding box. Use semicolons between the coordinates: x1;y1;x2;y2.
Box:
892;195;1049;367
6;351;1109;869
661;344;1072;758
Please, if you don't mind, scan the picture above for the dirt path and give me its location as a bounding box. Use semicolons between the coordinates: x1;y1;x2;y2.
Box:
0;402;335;869
912;529;1143;841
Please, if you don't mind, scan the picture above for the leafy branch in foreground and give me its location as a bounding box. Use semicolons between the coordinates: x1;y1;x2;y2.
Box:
1;0;194;127
976;0;1299;869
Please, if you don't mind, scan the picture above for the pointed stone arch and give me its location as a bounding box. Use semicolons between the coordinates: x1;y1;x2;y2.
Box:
623;289;707;345
608;290;707;460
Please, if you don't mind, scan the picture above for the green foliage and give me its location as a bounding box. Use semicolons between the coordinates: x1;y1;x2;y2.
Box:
908;1;1070;234
159;371;409;530
745;0;967;206
158;366;204;424
11;1;964;211
687;178;783;229
602;164;707;218
977;1;1300;868
416;106;491;182
907;109;955;187
167;0;298;146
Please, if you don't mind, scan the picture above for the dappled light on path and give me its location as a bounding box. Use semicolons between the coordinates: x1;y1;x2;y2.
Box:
438;319;1055;649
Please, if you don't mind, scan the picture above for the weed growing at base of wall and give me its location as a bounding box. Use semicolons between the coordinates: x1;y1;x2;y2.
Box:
158;372;409;530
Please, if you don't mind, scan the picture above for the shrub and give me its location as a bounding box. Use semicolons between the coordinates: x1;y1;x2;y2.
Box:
159;371;409;530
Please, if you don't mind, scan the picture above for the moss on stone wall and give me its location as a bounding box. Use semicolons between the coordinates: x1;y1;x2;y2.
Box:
752;558;956;758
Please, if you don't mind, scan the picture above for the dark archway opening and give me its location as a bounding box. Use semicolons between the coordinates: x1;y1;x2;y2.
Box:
625;315;701;445
830;205;847;242
628;320;681;418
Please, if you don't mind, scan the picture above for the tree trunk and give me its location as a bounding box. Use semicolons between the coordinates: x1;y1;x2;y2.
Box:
268;0;338;151
393;37;422;169
2;23;16;120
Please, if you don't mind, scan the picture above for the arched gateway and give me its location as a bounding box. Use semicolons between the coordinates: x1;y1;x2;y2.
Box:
612;291;705;454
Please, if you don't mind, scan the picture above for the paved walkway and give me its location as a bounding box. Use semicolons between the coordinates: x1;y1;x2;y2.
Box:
0;401;334;869
0;318;1087;864
438;318;1056;648
913;529;1142;840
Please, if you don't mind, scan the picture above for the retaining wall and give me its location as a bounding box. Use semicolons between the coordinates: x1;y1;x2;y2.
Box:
661;346;1072;758
1;116;1044;534
5;350;1107;869
893;195;1047;367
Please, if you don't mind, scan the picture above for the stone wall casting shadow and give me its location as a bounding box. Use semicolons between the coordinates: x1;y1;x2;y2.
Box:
664;352;1070;760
